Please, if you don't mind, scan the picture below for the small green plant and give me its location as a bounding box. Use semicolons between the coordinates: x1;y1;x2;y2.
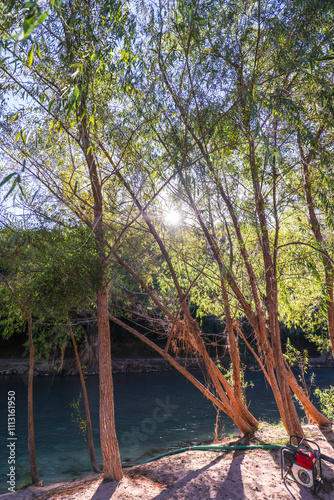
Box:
284;339;315;399
314;386;334;421
217;362;253;405
70;393;87;441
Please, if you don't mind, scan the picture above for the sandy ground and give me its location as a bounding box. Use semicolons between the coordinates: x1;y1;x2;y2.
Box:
2;423;334;500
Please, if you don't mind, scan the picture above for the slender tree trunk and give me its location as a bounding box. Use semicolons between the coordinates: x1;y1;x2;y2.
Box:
285;364;332;427
248;139;303;437
176;175;257;429
80;116;123;480
28;314;39;485
156;49;327;437
326;279;334;355
97;288;123;480
114;252;258;433
299;134;334;355
186;318;257;434
169;94;302;434
236;322;331;427
68;316;100;473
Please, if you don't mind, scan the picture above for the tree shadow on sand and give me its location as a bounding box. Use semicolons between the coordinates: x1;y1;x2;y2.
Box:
211;450;246;499
90;479;119;500
150;453;228;500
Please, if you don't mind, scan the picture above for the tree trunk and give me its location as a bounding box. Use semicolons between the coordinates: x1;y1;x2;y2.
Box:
176;176;257;430
80;114;122;480
188;322;257;434
248;138;304;437
170;99;303;435
109;169;258;435
299;135;334;355
109;314;257;434
285;364;332;427
68;316;100;473
326;278;334;355
28;314;39;485
97;288;123;480
113;252;258;434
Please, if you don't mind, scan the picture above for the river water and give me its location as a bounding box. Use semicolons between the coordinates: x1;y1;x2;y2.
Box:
1;368;333;492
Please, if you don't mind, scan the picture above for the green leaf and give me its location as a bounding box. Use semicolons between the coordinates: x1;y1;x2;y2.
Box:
0;173;16;188
4;176;21;199
10;113;19;123
17;12;48;41
28;46;34;68
50;0;63;7
19;184;26;199
316;55;334;61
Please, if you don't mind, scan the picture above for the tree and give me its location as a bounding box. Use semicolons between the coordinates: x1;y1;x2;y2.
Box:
30;224;101;473
133;0;332;434
0;226;39;485
0;0;136;479
1;0;260;439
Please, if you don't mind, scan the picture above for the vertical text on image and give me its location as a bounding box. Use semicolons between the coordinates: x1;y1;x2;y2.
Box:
7;390;16;492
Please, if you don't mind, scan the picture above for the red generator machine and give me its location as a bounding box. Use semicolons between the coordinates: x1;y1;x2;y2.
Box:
281;435;334;495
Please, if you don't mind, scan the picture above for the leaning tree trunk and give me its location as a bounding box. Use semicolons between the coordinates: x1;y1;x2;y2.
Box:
248;139;304;438
154;54;329;437
171;98;304;436
236;321;332;427
68;316;100;473
112;252;258;435
188;318;258;433
109;167;258;436
180;175;247;416
28;314;38;484
110;313;257;434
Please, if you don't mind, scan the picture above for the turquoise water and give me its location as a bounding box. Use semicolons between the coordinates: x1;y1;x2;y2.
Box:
0;368;333;492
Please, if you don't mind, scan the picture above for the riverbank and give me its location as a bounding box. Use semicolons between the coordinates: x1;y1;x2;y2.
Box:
0;353;332;376
1;423;334;499
0;357;202;375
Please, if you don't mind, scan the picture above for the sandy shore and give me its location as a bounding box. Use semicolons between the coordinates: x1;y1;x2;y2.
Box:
1;423;334;500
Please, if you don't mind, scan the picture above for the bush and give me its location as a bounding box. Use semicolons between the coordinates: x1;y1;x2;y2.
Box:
314;386;334;421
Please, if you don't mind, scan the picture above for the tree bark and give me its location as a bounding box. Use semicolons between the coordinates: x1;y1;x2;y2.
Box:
109;314;257;434
245;139;303;437
68;317;100;473
80;115;122;480
109;168;258;435
236;321;330;427
299;135;334;355
285;363;332;427
97;288;123;479
163;83;303;434
28;314;39;485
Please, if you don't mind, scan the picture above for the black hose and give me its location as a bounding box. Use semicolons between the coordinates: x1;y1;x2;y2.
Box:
320;453;334;465
136;444;282;466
